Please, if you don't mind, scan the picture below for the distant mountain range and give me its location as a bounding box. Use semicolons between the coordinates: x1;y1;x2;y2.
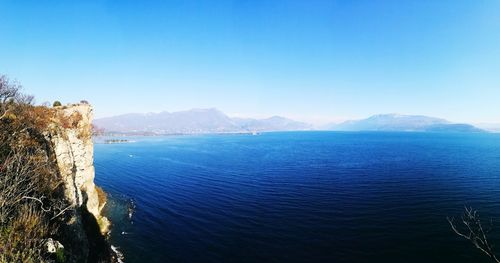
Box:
94;110;486;135
93;108;312;135
475;123;500;133
326;114;484;133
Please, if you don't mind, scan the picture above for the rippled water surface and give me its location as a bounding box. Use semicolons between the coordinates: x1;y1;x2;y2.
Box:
94;132;500;263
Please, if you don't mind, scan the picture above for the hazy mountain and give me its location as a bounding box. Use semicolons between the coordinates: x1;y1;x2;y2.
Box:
327;114;483;132
95;111;483;135
475;123;500;133
232;116;311;132
94;108;311;134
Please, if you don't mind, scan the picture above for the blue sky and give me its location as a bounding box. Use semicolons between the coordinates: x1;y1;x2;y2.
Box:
1;0;499;124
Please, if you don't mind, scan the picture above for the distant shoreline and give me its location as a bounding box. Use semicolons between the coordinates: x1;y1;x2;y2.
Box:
93;129;497;140
98;139;135;144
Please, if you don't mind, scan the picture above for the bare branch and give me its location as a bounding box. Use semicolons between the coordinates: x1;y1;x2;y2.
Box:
448;207;500;263
20;196;51;212
50;205;74;220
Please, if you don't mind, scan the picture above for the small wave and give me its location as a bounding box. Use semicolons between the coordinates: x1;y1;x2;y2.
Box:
111;245;125;263
128;199;136;220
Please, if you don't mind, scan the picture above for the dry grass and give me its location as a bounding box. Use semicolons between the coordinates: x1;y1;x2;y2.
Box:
96;186;107;208
0;75;70;262
78;123;92;140
0;204;50;263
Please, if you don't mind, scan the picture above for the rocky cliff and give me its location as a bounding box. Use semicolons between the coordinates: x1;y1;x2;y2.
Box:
50;104;110;232
48;103;113;262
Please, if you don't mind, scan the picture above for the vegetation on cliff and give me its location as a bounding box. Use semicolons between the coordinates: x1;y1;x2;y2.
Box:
0;75;70;262
0;75;112;262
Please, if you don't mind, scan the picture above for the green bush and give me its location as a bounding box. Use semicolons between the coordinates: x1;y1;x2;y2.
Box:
56;247;65;263
53;101;62;107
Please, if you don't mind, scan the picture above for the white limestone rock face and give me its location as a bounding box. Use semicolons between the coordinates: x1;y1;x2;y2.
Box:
50;104;108;233
45;238;64;254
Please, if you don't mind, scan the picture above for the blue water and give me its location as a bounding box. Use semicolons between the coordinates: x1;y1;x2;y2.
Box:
94;132;500;263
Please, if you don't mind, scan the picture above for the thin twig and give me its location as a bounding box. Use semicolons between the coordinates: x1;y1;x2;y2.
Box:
50;205;74;220
21;196;51;212
448;207;500;263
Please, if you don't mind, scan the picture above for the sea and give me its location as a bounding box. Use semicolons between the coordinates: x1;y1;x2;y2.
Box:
94;131;500;263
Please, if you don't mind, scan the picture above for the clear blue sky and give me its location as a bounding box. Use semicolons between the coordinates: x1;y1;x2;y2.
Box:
1;0;499;124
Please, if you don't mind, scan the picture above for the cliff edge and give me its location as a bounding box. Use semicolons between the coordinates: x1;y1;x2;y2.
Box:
1;76;113;262
51;104;110;234
48;103;114;262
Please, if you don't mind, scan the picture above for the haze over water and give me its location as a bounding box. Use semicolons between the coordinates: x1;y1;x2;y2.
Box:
95;132;500;263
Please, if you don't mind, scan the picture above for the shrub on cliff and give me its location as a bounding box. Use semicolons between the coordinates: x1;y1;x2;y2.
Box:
0;75;70;262
53;100;62;107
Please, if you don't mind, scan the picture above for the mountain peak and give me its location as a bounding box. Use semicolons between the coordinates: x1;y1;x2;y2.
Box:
329;114;481;132
94;109;310;134
188;107;220;113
